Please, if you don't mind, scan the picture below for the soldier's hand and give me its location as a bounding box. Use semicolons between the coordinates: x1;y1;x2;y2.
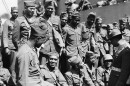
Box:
5;48;11;55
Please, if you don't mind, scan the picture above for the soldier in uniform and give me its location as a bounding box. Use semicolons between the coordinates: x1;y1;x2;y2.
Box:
14;21;54;86
65;53;98;86
107;24;114;56
95;17;106;67
96;54;113;86
39;0;64;66
0;53;10;86
119;18;130;44
62;11;87;60
108;29;130;86
40;53;68;86
81;12;100;68
12;1;37;50
81;12;97;56
1;7;18;69
60;12;68;30
35;1;45;17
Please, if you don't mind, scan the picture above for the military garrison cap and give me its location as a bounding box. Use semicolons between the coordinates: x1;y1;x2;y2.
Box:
44;0;57;9
87;12;96;19
30;22;48;43
60;12;68;19
11;7;18;12
119;18;127;23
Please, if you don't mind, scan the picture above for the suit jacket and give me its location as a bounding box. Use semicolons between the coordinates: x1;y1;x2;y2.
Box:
108;41;130;86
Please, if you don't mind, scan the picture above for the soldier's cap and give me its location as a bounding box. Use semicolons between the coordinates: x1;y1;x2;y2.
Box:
48;52;59;58
102;24;107;28
108;29;123;40
60;12;68;19
11;7;18;12
66;6;73;13
95;17;102;23
119;18;127;23
87;12;96;19
68;55;82;65
44;0;57;9
86;51;95;57
113;22;118;25
30;22;48;42
103;54;113;61
24;1;36;7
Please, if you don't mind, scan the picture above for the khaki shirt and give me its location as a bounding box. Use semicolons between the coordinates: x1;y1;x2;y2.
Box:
2;18;16;49
41;65;68;86
15;43;42;86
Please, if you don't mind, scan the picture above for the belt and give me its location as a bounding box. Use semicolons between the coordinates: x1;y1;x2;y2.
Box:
111;66;121;72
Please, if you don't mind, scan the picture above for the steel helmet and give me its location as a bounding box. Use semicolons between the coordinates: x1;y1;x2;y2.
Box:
103;54;113;61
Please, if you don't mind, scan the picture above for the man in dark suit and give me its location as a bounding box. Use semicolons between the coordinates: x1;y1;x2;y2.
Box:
108;29;130;86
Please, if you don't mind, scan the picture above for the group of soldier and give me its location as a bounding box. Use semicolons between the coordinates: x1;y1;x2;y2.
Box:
0;0;130;86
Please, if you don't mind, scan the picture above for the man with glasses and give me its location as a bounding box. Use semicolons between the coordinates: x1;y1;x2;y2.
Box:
2;7;18;69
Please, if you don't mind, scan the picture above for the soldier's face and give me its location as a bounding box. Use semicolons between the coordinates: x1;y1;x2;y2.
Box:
26;6;35;16
104;60;113;68
11;10;18;19
72;17;80;25
61;18;67;26
108;27;113;35
120;22;126;31
90;56;96;64
87;17;95;26
68;12;72;19
46;7;53;16
48;55;58;68
35;37;45;48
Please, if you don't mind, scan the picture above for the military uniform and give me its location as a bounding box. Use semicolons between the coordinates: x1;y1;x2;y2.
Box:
40;65;68;86
12;16;39;49
2;16;18;69
15;43;54;86
49;15;61;34
108;41;130;86
96;66;111;86
65;64;97;86
63;23;87;58
39;0;64;65
39;16;64;65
